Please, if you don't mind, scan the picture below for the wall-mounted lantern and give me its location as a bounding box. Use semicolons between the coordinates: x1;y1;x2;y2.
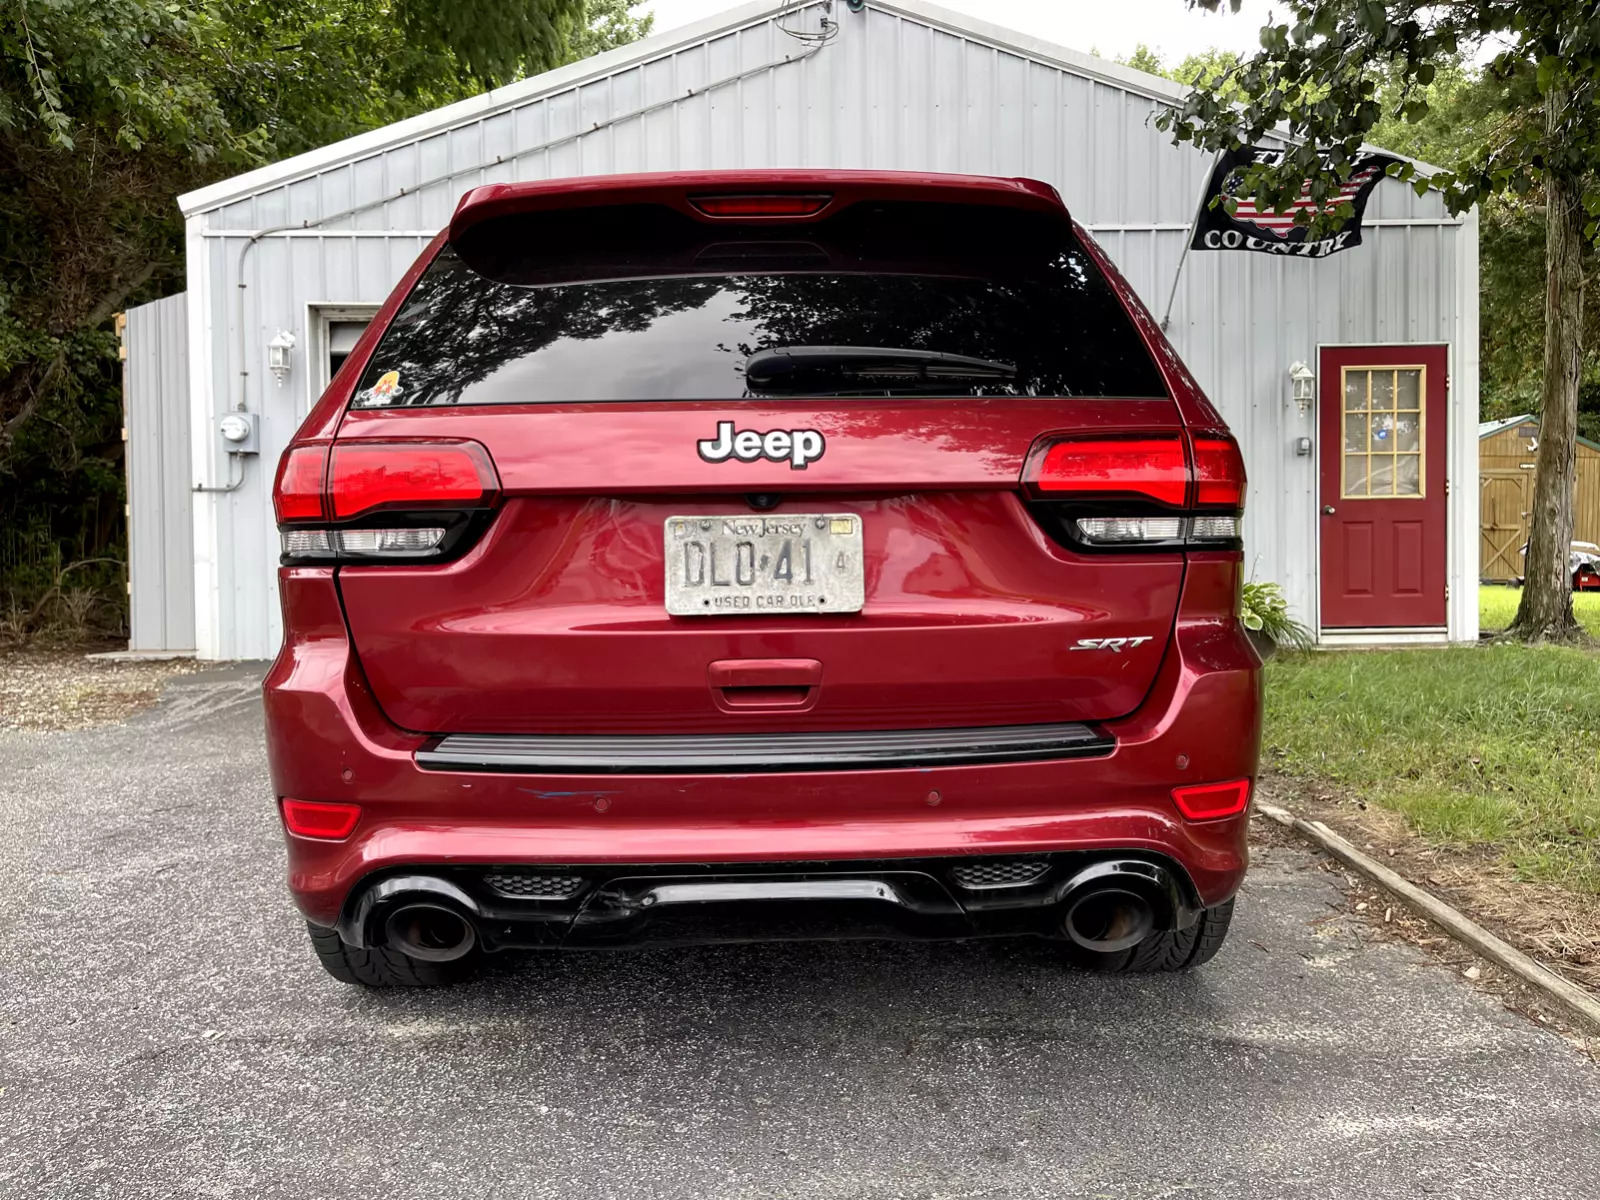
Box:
1289;361;1315;418
268;330;297;387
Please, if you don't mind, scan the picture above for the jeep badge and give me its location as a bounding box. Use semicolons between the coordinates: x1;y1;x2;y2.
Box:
697;421;825;470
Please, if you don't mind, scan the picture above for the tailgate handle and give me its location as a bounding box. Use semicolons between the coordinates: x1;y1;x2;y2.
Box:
708;659;822;709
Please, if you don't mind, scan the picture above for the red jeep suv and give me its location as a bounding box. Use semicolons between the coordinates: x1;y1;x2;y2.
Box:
265;170;1261;987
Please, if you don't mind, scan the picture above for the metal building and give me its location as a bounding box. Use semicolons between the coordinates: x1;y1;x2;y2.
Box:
127;0;1479;660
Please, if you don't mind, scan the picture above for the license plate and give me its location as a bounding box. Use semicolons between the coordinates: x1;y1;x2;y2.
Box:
664;513;864;616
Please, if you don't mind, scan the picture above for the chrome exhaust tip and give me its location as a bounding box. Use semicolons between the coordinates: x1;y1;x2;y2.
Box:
384;901;478;962
1062;886;1156;952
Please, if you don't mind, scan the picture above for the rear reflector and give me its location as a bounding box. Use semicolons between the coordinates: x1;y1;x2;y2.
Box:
1189;515;1241;541
1171;778;1252;821
1191;435;1247;509
329;441;499;519
280;798;361;839
1029;435;1189;508
281;527;448;560
688;193;832;217
1076;517;1184;544
1074;515;1240;547
333;527;447;555
274;445;329;523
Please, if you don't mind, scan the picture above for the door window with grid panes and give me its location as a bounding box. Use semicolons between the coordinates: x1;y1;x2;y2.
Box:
1342;366;1425;497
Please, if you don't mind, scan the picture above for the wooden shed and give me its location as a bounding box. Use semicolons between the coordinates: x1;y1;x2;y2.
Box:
1479;415;1600;581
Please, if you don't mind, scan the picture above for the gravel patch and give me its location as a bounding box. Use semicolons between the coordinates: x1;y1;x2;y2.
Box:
0;650;202;731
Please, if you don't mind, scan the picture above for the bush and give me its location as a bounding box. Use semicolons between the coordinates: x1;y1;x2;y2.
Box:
1240;581;1313;649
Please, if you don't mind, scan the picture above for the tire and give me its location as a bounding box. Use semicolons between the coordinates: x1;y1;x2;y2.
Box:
1066;897;1235;974
305;921;479;988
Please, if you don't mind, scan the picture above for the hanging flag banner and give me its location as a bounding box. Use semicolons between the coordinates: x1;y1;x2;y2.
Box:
1190;146;1402;258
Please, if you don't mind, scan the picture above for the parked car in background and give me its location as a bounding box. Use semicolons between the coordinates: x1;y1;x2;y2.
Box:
1515;540;1600;590
264;170;1261;987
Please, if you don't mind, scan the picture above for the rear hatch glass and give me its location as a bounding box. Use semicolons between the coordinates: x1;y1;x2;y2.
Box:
349;202;1167;407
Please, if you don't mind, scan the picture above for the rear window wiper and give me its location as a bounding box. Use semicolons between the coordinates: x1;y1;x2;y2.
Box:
744;346;1016;392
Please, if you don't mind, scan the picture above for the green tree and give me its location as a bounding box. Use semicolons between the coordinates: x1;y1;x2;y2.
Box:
0;0;648;632
1160;1;1600;643
1118;44;1168;76
1169;48;1246;99
569;0;654;60
1363;60;1600;433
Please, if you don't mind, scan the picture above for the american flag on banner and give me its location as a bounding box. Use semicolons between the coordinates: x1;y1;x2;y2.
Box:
1190;147;1401;258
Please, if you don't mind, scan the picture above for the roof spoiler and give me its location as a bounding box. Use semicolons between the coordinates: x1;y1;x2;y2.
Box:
447;169;1067;244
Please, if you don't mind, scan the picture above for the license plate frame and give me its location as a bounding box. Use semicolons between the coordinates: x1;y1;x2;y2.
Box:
664;513;865;617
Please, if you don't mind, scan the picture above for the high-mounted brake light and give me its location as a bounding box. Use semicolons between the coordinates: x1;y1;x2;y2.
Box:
280;798;361;839
1028;435;1189;508
688;193;832;218
1171;779;1252;821
329;441;499;519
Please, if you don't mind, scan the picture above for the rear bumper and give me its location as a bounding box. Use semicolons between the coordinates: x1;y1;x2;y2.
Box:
336;854;1200;951
264;566;1261;932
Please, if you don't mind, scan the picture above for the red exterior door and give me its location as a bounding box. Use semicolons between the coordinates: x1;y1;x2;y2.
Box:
1319;344;1449;629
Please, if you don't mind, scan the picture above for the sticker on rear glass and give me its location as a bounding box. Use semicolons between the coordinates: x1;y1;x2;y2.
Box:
354;369;404;407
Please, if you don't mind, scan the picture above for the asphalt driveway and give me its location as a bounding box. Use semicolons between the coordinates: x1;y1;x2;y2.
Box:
2;665;1598;1199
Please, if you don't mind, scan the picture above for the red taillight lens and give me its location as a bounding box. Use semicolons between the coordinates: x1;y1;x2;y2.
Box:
1192;434;1246;510
274;445;329;523
1171;778;1252;821
328;441;500;520
1028;434;1189;508
280;798;361;839
688;193;832;217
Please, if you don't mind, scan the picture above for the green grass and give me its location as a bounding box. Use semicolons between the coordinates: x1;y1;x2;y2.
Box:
1264;642;1600;894
1480;583;1600;636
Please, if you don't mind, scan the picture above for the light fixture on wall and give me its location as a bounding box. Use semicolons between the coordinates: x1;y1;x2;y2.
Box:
1289;361;1315;418
268;330;297;387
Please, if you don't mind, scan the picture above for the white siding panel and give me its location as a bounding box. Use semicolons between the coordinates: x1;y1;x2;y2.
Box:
929;31;961;172
287;176;321;227
415;132;453;220
219;196;255;231
996;49;1027;175
124;293;195;652
321;237;355;305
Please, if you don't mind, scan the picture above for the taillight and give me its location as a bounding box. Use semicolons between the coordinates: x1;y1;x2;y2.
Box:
1171;778;1251;821
688;193;832;217
329;441;498;519
1021;430;1245;550
1192;435;1246;509
281;798;361;839
272;440;500;565
1031;435;1188;508
274;444;329;523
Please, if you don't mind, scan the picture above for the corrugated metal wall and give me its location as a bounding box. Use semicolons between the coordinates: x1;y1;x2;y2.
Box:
123;292;196;652
181;0;1475;660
